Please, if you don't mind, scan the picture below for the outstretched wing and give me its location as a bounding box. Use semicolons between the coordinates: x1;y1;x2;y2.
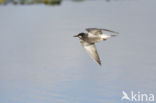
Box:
80;40;101;65
86;28;103;37
86;28;119;37
101;28;119;34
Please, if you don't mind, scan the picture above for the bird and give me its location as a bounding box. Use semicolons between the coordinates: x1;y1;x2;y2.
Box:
74;28;119;65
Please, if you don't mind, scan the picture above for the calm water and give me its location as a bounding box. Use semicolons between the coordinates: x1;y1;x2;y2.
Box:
0;0;156;103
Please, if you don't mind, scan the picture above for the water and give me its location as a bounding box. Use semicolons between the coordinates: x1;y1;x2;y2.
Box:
0;0;156;103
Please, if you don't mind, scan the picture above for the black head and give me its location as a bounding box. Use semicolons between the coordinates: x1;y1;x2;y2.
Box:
73;33;86;38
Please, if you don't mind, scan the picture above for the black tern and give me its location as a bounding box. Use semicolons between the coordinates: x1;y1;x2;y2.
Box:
74;28;119;65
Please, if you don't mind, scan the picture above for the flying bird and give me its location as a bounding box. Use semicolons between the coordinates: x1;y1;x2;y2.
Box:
74;28;119;65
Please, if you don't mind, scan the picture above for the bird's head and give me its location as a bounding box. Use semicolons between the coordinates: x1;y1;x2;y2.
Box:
73;33;86;39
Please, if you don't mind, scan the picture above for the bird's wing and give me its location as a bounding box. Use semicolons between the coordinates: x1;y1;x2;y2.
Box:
86;28;119;37
80;40;101;65
86;28;103;37
101;29;119;34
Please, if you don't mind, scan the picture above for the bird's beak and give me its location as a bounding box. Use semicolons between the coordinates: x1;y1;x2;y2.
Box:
73;35;78;37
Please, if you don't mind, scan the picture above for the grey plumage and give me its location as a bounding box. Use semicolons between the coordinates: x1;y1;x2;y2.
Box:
74;28;118;65
80;39;101;65
86;28;119;35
